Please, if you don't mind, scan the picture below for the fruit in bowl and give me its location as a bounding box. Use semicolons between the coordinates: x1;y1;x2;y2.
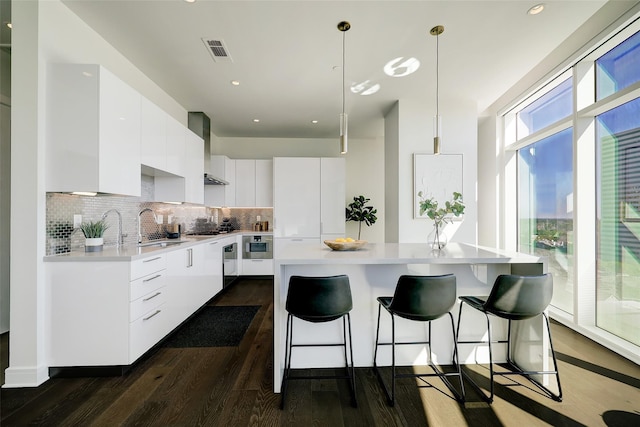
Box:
324;238;366;251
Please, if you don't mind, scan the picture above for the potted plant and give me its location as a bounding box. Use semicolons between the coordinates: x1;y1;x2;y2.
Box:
345;195;378;240
418;191;465;249
80;219;109;252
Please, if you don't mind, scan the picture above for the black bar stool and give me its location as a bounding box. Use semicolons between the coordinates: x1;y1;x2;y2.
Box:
280;274;357;409
456;273;562;403
373;274;465;406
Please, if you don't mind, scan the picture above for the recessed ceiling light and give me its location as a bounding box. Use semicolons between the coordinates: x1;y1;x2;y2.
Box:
311;120;318;124
527;4;545;15
184;0;196;3
253;119;260;123
231;80;240;86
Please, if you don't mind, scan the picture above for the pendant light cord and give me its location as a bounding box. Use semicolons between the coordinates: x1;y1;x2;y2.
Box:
342;29;346;116
435;29;439;134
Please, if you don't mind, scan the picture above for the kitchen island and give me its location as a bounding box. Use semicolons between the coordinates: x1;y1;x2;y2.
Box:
273;241;549;392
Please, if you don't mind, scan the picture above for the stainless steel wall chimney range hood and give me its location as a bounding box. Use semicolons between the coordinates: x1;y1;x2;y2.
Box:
204;173;229;185
188;112;228;185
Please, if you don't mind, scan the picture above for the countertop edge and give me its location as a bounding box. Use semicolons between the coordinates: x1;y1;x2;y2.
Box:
44;231;270;262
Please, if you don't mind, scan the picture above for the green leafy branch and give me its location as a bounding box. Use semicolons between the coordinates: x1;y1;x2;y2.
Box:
418;191;465;226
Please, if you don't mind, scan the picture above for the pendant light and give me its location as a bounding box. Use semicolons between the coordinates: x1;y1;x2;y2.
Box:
430;25;444;155
338;21;351;154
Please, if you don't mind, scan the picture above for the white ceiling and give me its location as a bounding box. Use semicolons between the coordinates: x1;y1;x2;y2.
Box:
61;0;619;139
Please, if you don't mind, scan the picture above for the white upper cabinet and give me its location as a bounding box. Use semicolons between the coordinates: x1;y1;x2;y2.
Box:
320;157;346;237
255;159;273;207
233;159;273;207
47;64;141;196
235;159;256;207
273;157;321;238
164;115;186;177
184;129;204;204
205;155;236;207
140;97;167;171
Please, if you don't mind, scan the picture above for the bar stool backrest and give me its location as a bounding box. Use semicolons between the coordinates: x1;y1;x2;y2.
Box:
483;274;553;320
286;275;353;322
388;274;456;321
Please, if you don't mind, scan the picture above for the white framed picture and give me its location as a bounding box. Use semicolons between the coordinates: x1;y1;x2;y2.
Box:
414;154;463;219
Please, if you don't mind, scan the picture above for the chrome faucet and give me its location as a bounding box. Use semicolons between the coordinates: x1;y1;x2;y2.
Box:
138;208;158;244
101;209;126;247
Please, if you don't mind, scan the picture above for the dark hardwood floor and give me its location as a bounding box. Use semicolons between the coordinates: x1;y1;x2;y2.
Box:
1;277;640;426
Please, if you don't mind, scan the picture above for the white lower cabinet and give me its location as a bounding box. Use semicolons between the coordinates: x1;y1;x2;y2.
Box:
242;259;274;276
47;255;168;367
47;239;226;369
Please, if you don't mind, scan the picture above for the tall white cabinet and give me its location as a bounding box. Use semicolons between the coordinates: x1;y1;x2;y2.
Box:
273;157;345;250
47;64;141;196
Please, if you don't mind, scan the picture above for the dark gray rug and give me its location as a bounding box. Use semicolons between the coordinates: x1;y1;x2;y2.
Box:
162;305;260;348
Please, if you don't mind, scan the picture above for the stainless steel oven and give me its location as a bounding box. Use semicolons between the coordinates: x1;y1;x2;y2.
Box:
242;235;273;259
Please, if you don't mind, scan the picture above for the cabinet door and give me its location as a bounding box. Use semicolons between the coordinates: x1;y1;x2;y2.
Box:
185;130;204;204
273;158;321;238
225;157;236;206
98;68;141;196
47;64;141;196
203;240;223;296
165;115;186;177
140;97;167;171
256;159;273;207
235;159;256;207
242;259;274;275
320;158;346;236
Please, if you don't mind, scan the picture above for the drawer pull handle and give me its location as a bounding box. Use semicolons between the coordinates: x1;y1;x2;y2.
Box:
143;274;162;283
143;310;161;321
143;256;162;263
143;292;162;302
252;260;263;262
209;242;218;245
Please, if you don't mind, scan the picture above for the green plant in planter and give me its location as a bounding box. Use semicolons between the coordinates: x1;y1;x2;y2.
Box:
345;195;378;240
79;219;109;238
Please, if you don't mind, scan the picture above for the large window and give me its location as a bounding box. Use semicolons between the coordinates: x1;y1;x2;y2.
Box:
596;97;640;346
518;128;574;314
505;18;640;362
596;30;640;100
517;78;572;139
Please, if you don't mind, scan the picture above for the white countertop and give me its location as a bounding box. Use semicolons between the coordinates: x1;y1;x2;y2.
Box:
45;231;272;262
275;241;544;265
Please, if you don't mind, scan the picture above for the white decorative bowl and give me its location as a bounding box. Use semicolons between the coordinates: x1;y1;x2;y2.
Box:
323;239;367;251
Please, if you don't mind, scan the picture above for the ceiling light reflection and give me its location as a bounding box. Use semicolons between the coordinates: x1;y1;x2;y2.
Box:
383;57;420;77
351;80;380;96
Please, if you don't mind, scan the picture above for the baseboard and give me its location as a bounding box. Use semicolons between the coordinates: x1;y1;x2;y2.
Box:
2;364;49;388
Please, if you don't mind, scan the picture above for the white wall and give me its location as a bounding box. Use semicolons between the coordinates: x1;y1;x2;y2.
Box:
7;0;48;388
5;0;194;388
387;98;478;244
477;116;498;248
384;102;400;243
0;47;10;333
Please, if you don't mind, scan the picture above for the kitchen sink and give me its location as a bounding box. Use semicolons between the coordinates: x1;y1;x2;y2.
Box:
137;240;185;248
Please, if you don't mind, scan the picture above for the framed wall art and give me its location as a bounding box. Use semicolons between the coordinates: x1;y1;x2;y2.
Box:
413;153;463;219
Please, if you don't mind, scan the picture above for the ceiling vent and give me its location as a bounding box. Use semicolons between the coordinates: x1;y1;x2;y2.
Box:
202;38;233;63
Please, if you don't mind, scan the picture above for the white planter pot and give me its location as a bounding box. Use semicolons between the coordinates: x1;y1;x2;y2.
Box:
85;237;104;252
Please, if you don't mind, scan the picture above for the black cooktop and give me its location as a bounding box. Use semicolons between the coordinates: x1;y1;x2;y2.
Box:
186;230;221;236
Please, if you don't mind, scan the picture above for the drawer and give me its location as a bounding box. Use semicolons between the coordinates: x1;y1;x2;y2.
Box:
131;254;166;281
242;258;274;275
130;271;166;301
129;303;169;362
130;286;167;322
